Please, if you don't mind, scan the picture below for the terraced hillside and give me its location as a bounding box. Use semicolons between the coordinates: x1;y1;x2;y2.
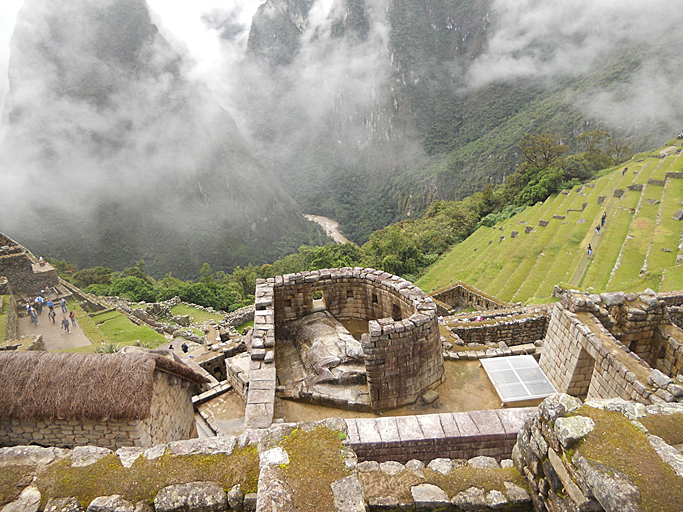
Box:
417;139;683;304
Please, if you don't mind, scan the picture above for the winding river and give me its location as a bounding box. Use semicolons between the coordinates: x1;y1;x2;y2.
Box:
304;214;353;245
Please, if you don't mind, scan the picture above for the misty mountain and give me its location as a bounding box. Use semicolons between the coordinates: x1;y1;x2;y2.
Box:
236;0;683;243
0;0;321;278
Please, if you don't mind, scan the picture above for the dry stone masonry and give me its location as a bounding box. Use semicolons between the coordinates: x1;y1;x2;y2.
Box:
540;289;683;405
256;268;445;413
430;281;514;315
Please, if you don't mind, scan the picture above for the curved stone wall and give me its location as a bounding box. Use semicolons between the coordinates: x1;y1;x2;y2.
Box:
269;268;444;410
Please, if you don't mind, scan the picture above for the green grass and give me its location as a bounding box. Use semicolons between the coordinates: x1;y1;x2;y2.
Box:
417;141;683;303
170;304;224;324
235;319;254;332
66;300;106;348
95;312;166;347
91;310;121;325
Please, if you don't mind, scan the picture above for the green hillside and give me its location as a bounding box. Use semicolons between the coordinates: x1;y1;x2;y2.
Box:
417;138;683;303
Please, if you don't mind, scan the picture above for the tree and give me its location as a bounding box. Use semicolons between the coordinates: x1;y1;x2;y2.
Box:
607;136;632;164
199;263;214;285
577;130;609;153
519;133;569;169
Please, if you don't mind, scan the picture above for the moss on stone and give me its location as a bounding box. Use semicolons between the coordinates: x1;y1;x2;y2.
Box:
35;446;259;508
360;465;528;503
281;426;350;512
0;465;34;506
578;406;683;512
640;413;683;446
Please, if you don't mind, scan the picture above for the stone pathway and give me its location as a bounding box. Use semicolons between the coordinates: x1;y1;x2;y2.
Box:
17;312;93;351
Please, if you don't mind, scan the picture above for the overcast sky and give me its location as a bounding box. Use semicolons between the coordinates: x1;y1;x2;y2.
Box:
0;0;265;111
0;0;23;108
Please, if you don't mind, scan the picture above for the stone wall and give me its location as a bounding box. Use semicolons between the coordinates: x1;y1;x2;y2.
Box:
345;408;536;464
136;370;198;446
0;417;146;450
652;324;683;377
5;294;18;341
0;276;9;295
540;290;683;406
515;394;683;512
223;305;255;328
0;247;58;296
448;311;548;347
198;351;228;381
263;268;444;411
0;370;197;449
431;282;513;312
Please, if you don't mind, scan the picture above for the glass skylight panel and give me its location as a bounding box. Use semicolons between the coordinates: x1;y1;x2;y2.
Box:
480;355;557;404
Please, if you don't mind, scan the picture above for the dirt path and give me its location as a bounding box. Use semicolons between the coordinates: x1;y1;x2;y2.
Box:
304;214;352;244
18;312;93;351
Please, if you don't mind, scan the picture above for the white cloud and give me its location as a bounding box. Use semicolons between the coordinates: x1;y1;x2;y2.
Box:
0;0;24;114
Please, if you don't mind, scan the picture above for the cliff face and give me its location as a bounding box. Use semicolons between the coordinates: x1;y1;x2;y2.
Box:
239;0;683;243
0;0;317;277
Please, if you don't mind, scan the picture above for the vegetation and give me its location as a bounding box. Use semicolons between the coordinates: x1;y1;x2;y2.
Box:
281;427;350;512
170;304;224;324
418;137;683;303
360;463;527;502
49;131;638;310
0;465;31;506
578;406;683;512
34;448;259;508
90;310;165;348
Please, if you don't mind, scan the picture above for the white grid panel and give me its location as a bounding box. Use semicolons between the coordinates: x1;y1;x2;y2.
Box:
480;355;557;404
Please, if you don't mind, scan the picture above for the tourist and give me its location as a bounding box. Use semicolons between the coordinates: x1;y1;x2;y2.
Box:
47;299;54;313
48;310;56;324
38;256;45;266
34;296;42;314
587;244;593;258
169;343;174;350
59;298;67;313
182;342;189;353
69;310;76;327
595;224;601;236
61;316;70;333
29;306;38;326
601;212;606;226
622;167;628;176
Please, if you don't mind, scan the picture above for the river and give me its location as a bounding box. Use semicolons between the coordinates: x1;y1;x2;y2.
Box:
304;214;353;244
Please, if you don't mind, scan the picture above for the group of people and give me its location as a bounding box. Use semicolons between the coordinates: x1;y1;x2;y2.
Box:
169;341;190;353
588;211;608;259
25;295;75;333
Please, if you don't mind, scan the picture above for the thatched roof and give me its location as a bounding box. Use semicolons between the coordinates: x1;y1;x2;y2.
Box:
0;352;208;422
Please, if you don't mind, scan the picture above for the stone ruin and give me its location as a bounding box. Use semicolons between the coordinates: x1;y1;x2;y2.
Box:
245;267;445;423
2;238;683;510
430;280;517;315
0;232;59;297
541;288;683;405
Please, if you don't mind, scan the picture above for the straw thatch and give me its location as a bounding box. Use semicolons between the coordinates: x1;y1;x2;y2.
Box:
0;352;207;422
